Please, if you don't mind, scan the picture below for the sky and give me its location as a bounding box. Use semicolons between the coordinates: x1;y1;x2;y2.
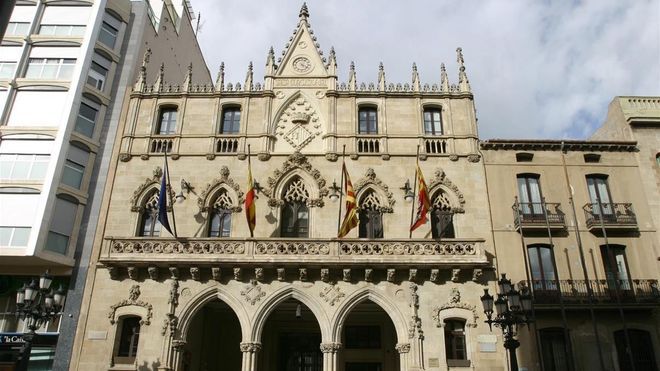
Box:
189;0;660;140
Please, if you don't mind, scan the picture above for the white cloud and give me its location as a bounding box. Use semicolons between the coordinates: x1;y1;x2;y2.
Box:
191;0;660;139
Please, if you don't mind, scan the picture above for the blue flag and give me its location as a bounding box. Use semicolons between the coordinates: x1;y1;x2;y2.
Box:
158;156;174;236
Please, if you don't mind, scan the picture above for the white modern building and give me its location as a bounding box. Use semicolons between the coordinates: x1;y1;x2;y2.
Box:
0;0;210;369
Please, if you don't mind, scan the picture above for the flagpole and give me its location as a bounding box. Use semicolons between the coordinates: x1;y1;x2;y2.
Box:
247;144;254;238
164;149;178;238
336;145;346;236
408;145;420;238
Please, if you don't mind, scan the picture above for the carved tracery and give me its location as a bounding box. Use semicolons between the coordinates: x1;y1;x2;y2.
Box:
130;166;174;212
283;178;310;202
428;168;465;213
354;168;395;213
197;166;244;212
265;152;328;207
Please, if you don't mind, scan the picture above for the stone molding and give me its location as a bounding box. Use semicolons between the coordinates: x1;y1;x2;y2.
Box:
264;151;329;208
108;285;153;326
196;166;245;213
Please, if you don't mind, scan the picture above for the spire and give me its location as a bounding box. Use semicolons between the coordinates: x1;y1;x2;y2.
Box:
215;62;224;92
183;63;193;92
155;62;165;92
299;2;309;19
134;48;151;91
440;63;449;92
245;61;253;91
265;47;276;75
327;47;337;75
348;61;356;91
378;62;386;91
412;62;420;92
456;47;471;92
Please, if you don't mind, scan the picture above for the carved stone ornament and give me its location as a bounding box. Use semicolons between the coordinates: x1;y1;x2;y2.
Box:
320;268;330;282
161;312;178;336
234;267;242;281
169;280;179;306
364;268;373;282
427;168;466;213
108;285;153;325
127;267;138;280
451;268;461;283
467;153;481;163
430;269;440;282
277;268;286;281
147;266;158;280
472;268;483;283
255;267;264;282
408;283;423;340
241;280;266;305
431;287;479;328
196;166;244;213
190;267;200;281
319;283;345;306
264;151;328;207
240;342;262;353
119;153;131;162
395;343;411;353
211;267;221;281
129;167;175;212
387;269;395;282
353;168;395;213
342;269;351;282
275;95;322;150
107;266;118;280
169;267;179;280
319;343;342;353
299;268;308;281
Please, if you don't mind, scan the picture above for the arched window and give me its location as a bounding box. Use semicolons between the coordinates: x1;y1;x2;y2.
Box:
540;327;572;371
156;106;177;135
527;244;558;294
209;189;232;237
113;316;141;365
431;190;455;238
358;106;378;134
444;318;469;367
614;329;658;371
220;106;241;134
358;190;383;238
280;177;309;238
138;191;160;236
423;107;442;135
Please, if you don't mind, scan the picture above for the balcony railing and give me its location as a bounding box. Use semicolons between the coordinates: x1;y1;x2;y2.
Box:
149;136;176;153
583;203;637;230
512;201;566;230
356;136;382;154
101;237;488;266
215;136;240;153
423;138;447;154
520;279;660;306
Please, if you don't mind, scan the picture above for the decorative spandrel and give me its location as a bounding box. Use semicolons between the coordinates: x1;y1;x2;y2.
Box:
274;94;323;152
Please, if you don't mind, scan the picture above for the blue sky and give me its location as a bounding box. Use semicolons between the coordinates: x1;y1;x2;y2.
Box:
189;0;659;139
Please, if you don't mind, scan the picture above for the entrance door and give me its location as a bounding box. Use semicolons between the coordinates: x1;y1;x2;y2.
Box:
600;245;633;298
278;332;322;371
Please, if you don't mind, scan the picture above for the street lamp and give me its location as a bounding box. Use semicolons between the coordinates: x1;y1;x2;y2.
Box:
14;270;66;371
480;273;533;371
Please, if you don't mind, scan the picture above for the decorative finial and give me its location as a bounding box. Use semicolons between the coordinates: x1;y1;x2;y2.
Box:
412;62;420;92
245;61;253;91
379;62;384;72
266;47;276;75
327;47;337;73
456;47;465;67
215;62;224;92
412;62;418;72
378;62;385;91
183;63;193;92
299;2;309;18
348;61;356;91
142;48;152;67
440;62;449;92
350;61;355;72
155;62;165;92
456;47;470;92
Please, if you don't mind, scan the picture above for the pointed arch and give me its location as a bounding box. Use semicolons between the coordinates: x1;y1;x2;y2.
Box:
176;285;250;343
264;152;328;208
129;166;173;212
250;285;331;343
270;91;323;151
428;168;465;213
331;288;408;344
354;168;395;213
196;166;244;213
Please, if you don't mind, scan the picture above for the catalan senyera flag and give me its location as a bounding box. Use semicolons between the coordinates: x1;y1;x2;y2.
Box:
410;163;431;232
245;161;256;237
338;163;359;238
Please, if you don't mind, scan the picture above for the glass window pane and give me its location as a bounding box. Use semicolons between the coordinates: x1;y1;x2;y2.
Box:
11;227;31;246
0;227;10;245
45;231;69;254
62;160;84;189
99;22;118;48
11;156;30;179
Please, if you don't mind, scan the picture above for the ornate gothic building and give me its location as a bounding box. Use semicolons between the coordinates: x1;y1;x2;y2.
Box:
68;4;660;371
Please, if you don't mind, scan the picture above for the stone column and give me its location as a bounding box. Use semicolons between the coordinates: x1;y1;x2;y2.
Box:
320;342;342;371
396;343;411;371
169;339;186;371
240;342;262;371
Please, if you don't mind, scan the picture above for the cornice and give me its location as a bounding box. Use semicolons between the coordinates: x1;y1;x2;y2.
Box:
480;139;638;152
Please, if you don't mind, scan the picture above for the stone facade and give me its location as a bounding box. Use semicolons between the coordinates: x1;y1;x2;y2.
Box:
69;5;660;371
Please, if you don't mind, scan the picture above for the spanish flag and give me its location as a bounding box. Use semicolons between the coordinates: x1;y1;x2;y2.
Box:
245;158;256;237
338;163;359;238
410;163;430;232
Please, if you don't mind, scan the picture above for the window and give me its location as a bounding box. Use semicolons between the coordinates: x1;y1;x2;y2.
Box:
139;192;161;237
583;153;601;163
115;316;141;364
280;177;309;238
540;328;572;371
25;58;75;79
358;190;383;238
0;154;49;180
208;189;232;237
515;152;534;162
345;325;381;349
98;21;118;48
0;227;31;247
517;174;543;216
156;107;177;135
38;24;85;36
6;22;30;36
61;145;89;189
220;107;241;134
527;244;558;292
45;197;77;254
0;62;17;79
444;319;469;367
358;106;378;134
423;107;442;135
614;329;658;371
86;62;108;90
74;102;99;138
431;190;455;238
600;244;632;292
586;175;614;217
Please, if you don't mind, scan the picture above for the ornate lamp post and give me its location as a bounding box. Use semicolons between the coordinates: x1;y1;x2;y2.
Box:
14;270;66;371
480;273;533;371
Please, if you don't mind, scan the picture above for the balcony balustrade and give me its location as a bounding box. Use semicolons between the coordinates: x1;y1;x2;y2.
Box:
512;201;566;231
215;136;240;153
520;279;659;307
149;136;176;154
355;136;382;154
583;203;637;231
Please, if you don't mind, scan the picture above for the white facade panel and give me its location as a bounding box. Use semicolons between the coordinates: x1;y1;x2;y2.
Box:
0;194;40;226
29;46;81;59
0;46;23;62
0;139;54;154
9;5;37;23
7;91;68;127
41;5;92;25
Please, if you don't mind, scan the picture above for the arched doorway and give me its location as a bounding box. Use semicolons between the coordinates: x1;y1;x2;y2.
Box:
339;299;399;371
183;299;242;371
259;298;323;371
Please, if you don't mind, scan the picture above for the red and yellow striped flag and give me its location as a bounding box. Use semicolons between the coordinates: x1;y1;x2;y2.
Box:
245;161;256;237
338;163;359;238
410;163;430;232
